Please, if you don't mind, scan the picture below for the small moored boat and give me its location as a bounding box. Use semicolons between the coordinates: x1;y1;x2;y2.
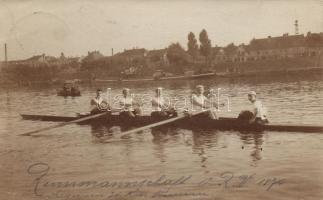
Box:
57;81;81;97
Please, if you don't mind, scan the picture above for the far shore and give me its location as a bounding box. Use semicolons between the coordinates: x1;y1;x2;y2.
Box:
0;66;322;88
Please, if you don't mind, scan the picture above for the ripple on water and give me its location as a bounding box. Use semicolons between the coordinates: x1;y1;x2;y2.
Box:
0;77;323;199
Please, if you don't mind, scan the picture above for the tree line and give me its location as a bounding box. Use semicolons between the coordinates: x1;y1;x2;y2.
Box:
166;29;213;71
1;29;214;84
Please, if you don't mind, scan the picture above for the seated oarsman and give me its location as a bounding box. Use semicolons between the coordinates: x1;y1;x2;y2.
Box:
119;88;142;118
239;91;268;124
90;89;110;114
191;85;218;119
151;87;176;119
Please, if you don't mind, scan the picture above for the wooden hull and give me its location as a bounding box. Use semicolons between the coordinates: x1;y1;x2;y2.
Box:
20;113;323;133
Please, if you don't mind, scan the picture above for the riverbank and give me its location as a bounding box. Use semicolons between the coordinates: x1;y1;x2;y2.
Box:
217;67;323;79
1;66;322;88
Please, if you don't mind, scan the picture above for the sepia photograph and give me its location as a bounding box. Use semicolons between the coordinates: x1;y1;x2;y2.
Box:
0;0;323;199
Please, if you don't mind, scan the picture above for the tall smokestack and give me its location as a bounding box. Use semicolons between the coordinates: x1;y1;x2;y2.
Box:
294;20;299;35
4;43;8;63
111;48;114;56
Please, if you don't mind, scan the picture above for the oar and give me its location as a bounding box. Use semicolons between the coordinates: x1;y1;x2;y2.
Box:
118;109;211;139
21;87;115;136
20;111;109;136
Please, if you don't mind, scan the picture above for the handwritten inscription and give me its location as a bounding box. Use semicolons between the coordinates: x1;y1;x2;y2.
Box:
27;162;286;199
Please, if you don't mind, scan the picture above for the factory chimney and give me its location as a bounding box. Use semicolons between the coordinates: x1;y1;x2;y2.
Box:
294;20;299;35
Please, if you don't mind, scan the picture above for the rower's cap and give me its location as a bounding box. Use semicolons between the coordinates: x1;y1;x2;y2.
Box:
196;85;204;89
248;91;257;96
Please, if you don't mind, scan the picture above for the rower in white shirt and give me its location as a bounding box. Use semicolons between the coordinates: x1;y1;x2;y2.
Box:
247;91;268;124
151;87;176;118
119;88;142;118
90;89;110;114
191;85;218;119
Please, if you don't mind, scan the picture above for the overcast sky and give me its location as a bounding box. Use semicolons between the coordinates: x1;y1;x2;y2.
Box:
0;0;322;60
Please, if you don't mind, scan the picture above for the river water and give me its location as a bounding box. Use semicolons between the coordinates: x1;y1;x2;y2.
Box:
0;75;323;200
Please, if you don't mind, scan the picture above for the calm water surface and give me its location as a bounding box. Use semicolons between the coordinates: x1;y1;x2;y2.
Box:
0;76;323;200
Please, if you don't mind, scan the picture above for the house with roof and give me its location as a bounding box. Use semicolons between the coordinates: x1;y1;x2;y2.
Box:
212;47;225;63
247;33;322;61
7;53;57;67
233;44;249;62
305;32;323;56
116;48;148;58
147;48;169;65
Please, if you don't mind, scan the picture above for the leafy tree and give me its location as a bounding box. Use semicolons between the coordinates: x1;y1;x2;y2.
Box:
166;43;189;73
187;32;199;59
166;43;187;63
199;29;212;66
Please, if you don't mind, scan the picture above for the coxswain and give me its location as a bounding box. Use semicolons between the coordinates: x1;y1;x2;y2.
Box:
239;91;268;124
151;87;176;118
191;85;218;119
119;88;142;118
90;89;110;114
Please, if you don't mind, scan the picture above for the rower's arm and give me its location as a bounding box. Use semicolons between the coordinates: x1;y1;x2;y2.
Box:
90;98;99;105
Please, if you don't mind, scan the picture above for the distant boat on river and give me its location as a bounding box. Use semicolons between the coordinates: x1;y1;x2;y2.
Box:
57;80;81;97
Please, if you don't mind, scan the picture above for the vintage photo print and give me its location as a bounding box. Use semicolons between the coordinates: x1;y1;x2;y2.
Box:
0;0;323;199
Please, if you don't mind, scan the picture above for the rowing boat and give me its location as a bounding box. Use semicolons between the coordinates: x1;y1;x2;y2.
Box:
20;113;323;133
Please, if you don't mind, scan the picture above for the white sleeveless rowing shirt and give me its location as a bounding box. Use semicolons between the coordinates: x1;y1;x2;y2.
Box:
119;97;134;111
250;100;267;119
191;94;207;110
90;96;104;110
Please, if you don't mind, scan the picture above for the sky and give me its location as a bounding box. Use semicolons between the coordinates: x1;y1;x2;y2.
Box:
0;0;322;60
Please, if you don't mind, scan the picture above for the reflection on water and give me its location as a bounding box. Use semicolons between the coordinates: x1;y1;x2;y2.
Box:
239;132;264;164
191;131;217;169
0;75;323;199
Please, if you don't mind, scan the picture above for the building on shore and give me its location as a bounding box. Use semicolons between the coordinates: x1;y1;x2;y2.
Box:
2;31;323;82
212;32;323;73
214;32;323;64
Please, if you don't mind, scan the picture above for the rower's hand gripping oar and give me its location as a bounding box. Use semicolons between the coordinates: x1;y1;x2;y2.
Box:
118;108;211;139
